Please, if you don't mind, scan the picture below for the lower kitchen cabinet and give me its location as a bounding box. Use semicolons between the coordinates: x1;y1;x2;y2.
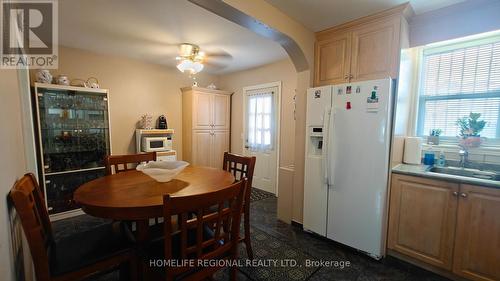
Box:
453;184;500;281
388;175;500;281
388;174;458;270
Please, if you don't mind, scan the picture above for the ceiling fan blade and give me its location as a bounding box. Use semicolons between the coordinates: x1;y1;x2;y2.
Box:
204;61;227;69
204;50;232;59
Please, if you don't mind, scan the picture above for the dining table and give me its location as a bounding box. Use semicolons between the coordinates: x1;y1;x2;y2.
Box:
73;165;235;280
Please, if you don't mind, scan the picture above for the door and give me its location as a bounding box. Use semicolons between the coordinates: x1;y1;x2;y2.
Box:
326;79;393;258
192;130;212;166
212;94;230;130
243;82;280;194
453;184;500;281
315;33;351;86
350;18;400;81
192;92;213;130
388;175;459;270
211;130;229;169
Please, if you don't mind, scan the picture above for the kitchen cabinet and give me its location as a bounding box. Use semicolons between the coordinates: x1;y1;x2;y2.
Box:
388;175;458;270
314;3;410;86
315;32;351;85
453;184;500;281
182;87;231;169
388;175;500;281
350;18;400;81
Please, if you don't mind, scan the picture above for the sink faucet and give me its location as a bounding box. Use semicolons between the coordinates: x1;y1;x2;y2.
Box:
459;149;469;168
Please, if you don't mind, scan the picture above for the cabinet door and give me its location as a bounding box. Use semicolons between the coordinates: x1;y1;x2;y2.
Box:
453;184;500;281
192;130;212;167
314;33;351;86
212;94;230;130
350;18;400;81
192;92;213;130
388;174;458;270
210;130;229;169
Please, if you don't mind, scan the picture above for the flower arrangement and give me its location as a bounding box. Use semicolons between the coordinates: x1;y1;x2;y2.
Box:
456;113;486;148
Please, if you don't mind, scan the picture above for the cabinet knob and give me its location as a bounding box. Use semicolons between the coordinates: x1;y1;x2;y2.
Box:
460;192;468;198
452;191;459;197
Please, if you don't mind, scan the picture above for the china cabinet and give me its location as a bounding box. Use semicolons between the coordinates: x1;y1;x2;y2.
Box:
33;83;111;220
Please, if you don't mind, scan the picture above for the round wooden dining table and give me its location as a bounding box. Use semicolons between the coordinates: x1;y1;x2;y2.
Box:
73;165;235;280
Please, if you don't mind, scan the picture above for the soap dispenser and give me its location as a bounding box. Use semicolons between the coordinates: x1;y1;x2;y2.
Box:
436;150;446;167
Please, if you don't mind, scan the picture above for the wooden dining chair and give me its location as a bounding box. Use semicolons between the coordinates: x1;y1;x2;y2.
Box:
9;173;137;281
105;151;157;175
222;152;256;260
146;179;247;281
105;151;163;233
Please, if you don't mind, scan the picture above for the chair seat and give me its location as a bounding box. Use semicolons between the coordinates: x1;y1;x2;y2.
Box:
145;225;220;279
50;222;134;277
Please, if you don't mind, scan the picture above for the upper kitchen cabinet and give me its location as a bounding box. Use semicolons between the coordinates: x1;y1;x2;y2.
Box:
314;3;412;86
314;32;351;85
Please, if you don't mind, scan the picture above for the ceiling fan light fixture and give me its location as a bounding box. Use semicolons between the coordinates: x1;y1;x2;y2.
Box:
177;59;204;74
176;43;205;75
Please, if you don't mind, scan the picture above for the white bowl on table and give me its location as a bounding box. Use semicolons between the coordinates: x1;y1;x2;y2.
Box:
136;161;189;182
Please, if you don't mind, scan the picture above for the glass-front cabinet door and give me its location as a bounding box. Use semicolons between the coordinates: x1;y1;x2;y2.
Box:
34;84;110;215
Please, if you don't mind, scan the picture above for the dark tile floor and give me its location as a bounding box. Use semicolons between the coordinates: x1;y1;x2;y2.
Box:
54;191;450;281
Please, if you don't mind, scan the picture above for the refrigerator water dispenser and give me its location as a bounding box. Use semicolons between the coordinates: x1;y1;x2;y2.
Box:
308;126;324;156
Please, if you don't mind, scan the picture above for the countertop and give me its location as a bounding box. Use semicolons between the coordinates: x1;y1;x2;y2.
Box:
392;164;500;189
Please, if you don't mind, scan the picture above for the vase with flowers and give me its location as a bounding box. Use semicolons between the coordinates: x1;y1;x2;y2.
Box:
456;113;486;148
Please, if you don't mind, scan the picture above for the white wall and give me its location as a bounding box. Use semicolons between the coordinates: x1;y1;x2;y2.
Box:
410;0;500;47
0;70;28;281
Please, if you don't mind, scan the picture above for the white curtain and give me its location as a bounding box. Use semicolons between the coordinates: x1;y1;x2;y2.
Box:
246;90;275;152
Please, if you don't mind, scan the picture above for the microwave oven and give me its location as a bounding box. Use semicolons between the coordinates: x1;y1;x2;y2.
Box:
142;136;172;152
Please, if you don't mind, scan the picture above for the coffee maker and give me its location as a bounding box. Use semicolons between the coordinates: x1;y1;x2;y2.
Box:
157;115;168;129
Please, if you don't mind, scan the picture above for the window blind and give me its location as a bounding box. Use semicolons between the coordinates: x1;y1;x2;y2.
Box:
418;36;500;139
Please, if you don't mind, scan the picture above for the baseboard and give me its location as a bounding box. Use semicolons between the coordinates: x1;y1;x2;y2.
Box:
386;249;466;281
291;220;303;229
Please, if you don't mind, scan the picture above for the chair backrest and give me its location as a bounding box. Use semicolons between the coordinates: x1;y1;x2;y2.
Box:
162;179;247;279
222;152;256;204
105;152;157;175
9;173;54;281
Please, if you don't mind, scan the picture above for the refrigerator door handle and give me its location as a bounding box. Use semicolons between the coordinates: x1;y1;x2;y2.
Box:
327;108;336;187
322;107;331;184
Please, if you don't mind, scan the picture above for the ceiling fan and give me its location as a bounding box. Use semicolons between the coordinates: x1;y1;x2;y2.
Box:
175;43;231;74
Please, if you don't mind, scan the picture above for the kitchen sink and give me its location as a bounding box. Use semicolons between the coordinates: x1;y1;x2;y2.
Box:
428;166;500;181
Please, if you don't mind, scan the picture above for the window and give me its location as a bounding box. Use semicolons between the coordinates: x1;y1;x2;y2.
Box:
417;34;500;141
246;90;275;151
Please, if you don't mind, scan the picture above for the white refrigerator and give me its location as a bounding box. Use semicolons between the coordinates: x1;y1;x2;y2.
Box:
303;78;394;259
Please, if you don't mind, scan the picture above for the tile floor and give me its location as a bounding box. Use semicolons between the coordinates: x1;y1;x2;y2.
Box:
53;190;450;281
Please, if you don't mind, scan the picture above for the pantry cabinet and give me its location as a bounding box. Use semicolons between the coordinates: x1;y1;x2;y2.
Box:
182;87;231;169
314;3;410;86
388;175;500;281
